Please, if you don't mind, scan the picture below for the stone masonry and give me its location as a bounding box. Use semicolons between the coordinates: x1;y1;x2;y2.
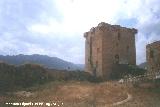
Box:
84;22;137;79
146;41;160;73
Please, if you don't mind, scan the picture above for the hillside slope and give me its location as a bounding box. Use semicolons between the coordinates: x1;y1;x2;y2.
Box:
138;62;147;69
0;54;84;71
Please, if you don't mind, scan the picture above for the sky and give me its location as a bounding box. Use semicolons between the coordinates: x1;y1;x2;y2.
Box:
0;0;160;64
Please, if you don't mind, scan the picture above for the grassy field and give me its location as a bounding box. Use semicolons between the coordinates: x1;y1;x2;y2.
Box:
0;80;160;107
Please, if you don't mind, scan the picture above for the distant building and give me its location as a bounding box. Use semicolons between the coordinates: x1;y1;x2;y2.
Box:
146;41;160;73
84;22;137;79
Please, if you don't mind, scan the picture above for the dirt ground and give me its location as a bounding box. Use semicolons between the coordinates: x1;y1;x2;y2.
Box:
0;81;160;107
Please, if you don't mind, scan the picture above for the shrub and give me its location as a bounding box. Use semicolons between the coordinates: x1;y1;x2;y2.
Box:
110;64;147;80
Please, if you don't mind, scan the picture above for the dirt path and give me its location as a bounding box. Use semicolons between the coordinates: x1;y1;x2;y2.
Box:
112;93;132;106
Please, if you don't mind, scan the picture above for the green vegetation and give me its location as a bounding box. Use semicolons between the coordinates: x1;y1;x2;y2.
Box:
47;70;93;82
0;63;49;92
0;62;97;92
0;62;160;107
110;64;147;80
0;62;150;93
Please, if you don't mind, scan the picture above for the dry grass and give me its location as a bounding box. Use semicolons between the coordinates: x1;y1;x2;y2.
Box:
117;84;160;107
0;81;160;107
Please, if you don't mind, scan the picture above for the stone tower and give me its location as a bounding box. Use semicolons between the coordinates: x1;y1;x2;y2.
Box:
146;41;160;73
84;22;137;79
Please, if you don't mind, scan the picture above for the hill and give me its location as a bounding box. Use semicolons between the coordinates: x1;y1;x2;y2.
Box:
0;54;84;71
138;62;147;70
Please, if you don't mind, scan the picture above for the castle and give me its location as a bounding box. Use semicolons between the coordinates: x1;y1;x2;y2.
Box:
146;41;160;73
84;22;137;78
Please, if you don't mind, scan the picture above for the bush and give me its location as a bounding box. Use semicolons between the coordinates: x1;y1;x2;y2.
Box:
110;64;147;80
0;62;104;92
0;63;50;92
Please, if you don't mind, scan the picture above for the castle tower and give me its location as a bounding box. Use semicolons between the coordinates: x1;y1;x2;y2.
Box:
146;41;160;73
84;22;137;79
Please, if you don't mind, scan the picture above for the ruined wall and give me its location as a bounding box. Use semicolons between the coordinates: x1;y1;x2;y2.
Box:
84;22;137;79
84;27;103;77
146;41;160;73
101;23;137;78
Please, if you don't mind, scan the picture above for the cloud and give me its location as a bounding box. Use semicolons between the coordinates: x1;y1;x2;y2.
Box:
136;0;160;64
0;0;160;64
113;0;160;64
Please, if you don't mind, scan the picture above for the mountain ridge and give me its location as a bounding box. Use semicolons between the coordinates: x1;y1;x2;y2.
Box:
0;54;84;71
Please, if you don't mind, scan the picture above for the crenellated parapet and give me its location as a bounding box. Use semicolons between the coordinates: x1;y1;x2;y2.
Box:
84;22;137;38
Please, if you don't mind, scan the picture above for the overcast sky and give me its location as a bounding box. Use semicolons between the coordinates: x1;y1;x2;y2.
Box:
0;0;160;64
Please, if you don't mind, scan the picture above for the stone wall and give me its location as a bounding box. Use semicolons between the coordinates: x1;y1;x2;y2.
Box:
84;27;103;77
84;22;137;79
146;41;160;73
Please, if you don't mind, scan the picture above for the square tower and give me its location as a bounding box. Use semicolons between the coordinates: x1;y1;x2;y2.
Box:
146;41;160;73
84;22;137;79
